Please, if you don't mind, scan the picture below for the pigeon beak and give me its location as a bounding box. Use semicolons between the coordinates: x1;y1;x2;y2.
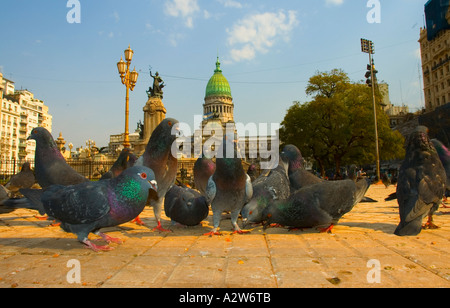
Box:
149;180;158;192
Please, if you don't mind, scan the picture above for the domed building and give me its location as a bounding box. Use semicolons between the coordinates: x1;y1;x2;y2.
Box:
202;57;234;128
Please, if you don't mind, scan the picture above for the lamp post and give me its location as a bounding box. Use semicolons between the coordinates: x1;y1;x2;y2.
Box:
117;45;139;149
361;38;381;182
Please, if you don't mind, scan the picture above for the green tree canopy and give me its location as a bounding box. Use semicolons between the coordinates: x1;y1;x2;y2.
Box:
280;69;405;177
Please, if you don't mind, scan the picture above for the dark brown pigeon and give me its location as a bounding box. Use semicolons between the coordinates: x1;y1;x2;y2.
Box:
5;162;35;194
394;126;446;236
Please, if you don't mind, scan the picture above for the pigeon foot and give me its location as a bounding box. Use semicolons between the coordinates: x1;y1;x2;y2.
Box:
35;215;48;220
422;221;439;229
97;232;123;244
50;220;61;227
152;221;172;232
131;216;145;225
318;224;334;233
203;231;222;237
232;229;250;234
83;240;114;252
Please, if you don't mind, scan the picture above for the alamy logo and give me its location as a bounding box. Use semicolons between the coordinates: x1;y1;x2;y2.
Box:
66;0;81;24
367;0;381;24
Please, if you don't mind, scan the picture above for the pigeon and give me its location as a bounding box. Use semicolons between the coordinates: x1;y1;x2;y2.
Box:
20;166;158;251
135;118;179;231
28;127;88;188
241;154;290;226
204;134;253;236
281;144;323;191
431;139;450;201
5;162;36;195
261;178;370;233
3;127;88;219
193;154;216;196
394;126;446;236
164;184;209;227
100;148;137;180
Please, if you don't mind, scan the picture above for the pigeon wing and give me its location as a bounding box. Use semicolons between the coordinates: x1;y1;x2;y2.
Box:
42;182;110;224
205;176;216;204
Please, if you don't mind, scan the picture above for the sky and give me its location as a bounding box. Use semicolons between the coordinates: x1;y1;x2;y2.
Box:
0;0;428;149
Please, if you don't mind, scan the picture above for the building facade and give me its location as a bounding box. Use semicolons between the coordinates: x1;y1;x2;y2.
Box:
0;73;53;164
419;0;450;112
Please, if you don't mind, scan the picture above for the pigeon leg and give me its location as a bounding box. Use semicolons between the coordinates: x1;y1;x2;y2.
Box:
152;220;172;232
96;232;123;244
231;210;250;234
82;239;114;252
204;210;222;236
131;216;145;225
318;224;334;233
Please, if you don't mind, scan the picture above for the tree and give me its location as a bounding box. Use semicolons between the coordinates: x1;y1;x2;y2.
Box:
280;69;405;177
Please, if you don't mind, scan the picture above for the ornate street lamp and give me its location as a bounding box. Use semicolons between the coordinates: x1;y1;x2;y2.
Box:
117;45;139;148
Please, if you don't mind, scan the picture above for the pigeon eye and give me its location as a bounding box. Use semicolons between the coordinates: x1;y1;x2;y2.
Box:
139;173;147;179
249;211;253;215
168;121;172;126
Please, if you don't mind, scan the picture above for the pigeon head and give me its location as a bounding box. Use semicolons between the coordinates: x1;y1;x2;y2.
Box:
113;166;158;204
408;126;435;152
281;144;304;174
21;162;32;172
28;127;59;149
147;117;180;157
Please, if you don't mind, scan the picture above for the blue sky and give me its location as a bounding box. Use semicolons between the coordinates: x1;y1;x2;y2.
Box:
0;0;427;148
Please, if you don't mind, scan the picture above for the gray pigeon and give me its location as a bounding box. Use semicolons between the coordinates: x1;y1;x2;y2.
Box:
100;148;137;180
5;162;36;195
164;184;209;226
204;135;253;236
241;154;290;226
281;144;323;191
3;128;88;218
262;178;370;233
20;166;158;251
394;126;446;236
135;118;179;231
28;127;88;188
193;154;216;196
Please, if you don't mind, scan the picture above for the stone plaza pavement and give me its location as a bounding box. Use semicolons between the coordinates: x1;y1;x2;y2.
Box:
0;184;449;288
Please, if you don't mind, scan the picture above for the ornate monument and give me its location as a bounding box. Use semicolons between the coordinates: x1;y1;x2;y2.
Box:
133;68;167;155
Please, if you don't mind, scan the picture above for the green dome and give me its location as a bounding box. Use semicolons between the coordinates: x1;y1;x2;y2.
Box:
205;57;232;99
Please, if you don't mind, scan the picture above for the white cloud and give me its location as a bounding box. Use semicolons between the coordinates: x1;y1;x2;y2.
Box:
217;0;243;9
226;10;298;62
325;0;344;6
164;0;200;28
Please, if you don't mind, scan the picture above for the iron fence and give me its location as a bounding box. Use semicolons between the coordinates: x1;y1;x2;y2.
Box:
0;158;116;183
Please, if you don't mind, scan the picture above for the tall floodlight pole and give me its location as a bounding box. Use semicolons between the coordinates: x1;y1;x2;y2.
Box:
361;38;381;182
